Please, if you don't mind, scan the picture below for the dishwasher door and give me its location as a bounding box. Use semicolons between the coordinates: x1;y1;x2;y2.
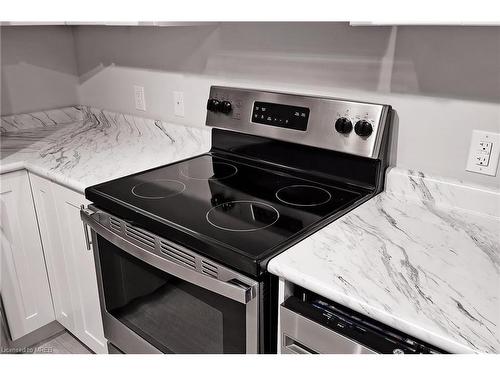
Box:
280;305;375;354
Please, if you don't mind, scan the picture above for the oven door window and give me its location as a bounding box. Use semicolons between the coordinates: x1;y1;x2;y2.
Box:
97;236;246;353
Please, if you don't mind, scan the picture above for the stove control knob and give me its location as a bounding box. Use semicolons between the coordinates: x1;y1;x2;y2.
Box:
220;100;232;114
354;120;373;137
334;117;353;134
207;98;221;112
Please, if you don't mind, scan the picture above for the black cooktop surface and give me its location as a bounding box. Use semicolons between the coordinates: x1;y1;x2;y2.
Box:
86;153;365;275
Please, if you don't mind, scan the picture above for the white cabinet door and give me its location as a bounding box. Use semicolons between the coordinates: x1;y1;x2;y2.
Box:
50;183;107;354
0;170;55;340
28;174;107;353
29;174;76;332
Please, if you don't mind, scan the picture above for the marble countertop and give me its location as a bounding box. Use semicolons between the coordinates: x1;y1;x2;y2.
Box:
1;106;211;193
269;169;500;353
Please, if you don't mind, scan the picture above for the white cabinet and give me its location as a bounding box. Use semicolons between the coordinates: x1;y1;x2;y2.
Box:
29;174;76;332
2;21;218;26
52;183;107;354
30;174;107;353
0;170;55;340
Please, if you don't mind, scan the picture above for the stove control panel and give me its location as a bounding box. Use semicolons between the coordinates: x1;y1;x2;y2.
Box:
251;101;309;131
206;86;391;159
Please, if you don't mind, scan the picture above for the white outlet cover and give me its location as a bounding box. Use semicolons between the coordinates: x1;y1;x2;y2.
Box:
174;91;184;117
134;85;146;111
466;130;500;176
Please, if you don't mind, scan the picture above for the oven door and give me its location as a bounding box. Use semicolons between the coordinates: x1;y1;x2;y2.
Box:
81;207;259;354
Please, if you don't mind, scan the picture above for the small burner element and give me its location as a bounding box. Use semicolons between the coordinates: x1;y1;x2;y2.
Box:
132;179;186;199
276;185;332;207
206;200;279;232
180;160;237;180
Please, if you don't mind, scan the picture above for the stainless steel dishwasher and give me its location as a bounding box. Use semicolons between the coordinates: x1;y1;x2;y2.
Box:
280;288;445;354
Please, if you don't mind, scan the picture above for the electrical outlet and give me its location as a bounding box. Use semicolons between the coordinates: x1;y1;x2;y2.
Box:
466;130;500;176
475;154;490;166
174;91;184;117
134;85;146;111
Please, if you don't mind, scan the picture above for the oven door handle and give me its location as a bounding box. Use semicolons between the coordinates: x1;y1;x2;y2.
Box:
80;208;258;304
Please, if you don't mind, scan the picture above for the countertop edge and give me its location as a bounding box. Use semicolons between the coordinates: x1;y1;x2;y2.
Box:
268;257;477;354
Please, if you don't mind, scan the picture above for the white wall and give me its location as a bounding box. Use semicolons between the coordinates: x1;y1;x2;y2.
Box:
74;23;500;189
1;23;498;189
1;26;79;115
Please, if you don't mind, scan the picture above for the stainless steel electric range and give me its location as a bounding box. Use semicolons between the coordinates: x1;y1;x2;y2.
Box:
81;86;392;354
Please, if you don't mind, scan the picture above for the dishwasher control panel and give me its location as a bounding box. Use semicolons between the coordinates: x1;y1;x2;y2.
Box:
280;288;446;354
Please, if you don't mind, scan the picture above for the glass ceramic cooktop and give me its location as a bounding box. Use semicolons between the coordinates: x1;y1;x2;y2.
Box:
89;154;361;259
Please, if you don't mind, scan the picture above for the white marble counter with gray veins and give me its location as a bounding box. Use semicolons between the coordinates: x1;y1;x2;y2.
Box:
1;106;211;193
269;169;500;354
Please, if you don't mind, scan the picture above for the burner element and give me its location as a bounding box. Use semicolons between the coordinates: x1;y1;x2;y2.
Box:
206;200;279;232
180;160;238;180
132;179;186;199
276;185;332;207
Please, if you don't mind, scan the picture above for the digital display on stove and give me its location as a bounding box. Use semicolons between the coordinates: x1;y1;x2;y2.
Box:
251;101;309;131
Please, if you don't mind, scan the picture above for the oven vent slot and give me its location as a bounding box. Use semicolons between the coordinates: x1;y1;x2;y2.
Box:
201;260;219;278
109;217;121;232
159;240;196;270
125;224;156;249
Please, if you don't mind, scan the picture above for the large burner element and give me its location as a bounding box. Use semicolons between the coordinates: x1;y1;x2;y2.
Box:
276;185;332;207
180;159;238;181
206;200;279;232
132;179;186;199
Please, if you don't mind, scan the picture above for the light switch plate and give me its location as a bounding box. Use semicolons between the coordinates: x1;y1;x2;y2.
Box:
174;91;184;117
466;130;500;176
134;85;146;111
